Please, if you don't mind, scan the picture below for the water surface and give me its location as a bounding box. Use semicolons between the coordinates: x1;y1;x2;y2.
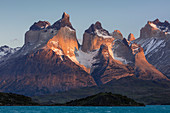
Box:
0;105;169;113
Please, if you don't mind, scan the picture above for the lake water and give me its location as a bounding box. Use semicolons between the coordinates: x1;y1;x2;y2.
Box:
0;105;169;113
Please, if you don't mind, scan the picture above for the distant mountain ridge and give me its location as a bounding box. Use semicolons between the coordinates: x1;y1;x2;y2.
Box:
0;13;169;96
134;19;170;78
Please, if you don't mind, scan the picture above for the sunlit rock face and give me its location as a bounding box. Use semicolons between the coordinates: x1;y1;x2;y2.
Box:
25;12;79;57
0;12;97;96
81;21;114;54
111;30;123;40
128;33;135;41
134;19;170;78
134;47;167;80
50;12;74;30
47;27;79;57
139;19;170;39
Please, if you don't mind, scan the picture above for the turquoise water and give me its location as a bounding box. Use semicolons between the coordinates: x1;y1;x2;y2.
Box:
0;105;169;113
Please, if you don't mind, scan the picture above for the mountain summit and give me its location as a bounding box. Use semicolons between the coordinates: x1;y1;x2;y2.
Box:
81;21;113;53
0;13;95;96
51;12;74;30
135;19;170;78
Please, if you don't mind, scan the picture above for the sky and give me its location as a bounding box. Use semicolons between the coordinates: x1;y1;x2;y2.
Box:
0;0;170;47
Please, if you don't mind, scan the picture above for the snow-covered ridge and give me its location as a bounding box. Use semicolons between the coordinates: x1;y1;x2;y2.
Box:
149;21;170;34
65;26;75;32
0;45;20;58
95;29;113;38
137;37;166;56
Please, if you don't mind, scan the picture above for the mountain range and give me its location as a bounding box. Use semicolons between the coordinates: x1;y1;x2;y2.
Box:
0;12;169;103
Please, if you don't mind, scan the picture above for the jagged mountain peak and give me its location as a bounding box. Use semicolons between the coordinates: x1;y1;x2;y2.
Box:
24;12;78;58
139;19;170;39
30;21;51;31
128;33;135;41
113;30;121;34
82;21;113;52
153;18;160;24
51;12;74;30
85;21;102;34
85;21;110;37
62;12;70;20
111;30;123;40
148;19;170;33
94;21;102;29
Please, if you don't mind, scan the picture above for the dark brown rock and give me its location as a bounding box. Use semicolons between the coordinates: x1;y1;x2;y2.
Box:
30;21;51;31
91;44;134;85
0;49;96;96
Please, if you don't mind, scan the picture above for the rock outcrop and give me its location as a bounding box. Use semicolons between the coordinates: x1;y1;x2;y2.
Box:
30;21;51;31
139;19;170;39
111;30;123;40
24;12;79;57
112;38;135;65
135;47;167;80
81;21;114;55
91;44;134;85
128;33;135;41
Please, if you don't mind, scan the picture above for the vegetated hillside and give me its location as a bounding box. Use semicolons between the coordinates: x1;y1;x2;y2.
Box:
64;92;144;106
0;92;38;106
33;77;170;105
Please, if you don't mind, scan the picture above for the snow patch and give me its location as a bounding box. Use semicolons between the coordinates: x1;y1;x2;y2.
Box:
149;22;170;34
65;26;75;32
95;30;113;38
75;49;99;68
150;23;159;29
0;46;20;58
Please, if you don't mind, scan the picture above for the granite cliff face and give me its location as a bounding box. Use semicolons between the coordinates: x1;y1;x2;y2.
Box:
24;12;79;57
0;12;95;96
81;22;114;54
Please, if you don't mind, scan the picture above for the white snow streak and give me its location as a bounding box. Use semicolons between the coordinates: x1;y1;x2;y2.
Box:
95;30;113;38
144;38;164;55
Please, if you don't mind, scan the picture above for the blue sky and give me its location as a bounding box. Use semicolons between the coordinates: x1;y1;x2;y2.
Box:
0;0;170;47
